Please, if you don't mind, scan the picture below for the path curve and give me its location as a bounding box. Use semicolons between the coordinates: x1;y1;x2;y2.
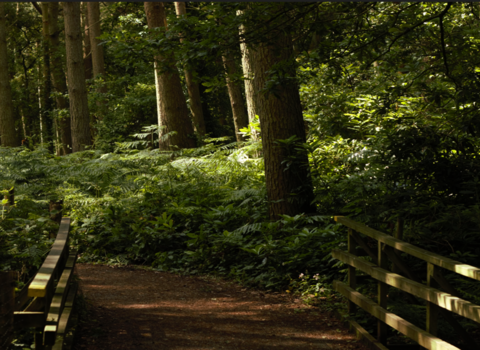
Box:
73;263;369;350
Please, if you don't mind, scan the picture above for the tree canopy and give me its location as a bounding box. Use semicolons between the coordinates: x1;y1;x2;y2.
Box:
2;3;480;347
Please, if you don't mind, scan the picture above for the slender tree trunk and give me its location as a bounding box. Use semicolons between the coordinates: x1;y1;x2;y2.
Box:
41;2;54;152
49;2;72;154
87;2;107;123
0;3;17;147
174;2;206;136
250;23;314;219
63;2;91;152
81;2;93;81
87;2;105;80
222;53;248;142
87;2;107;107
144;2;195;150
237;10;257;124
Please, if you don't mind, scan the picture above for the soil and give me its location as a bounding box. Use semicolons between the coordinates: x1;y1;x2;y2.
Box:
72;263;371;350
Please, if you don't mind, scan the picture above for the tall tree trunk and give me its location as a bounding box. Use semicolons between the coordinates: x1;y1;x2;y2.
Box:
81;2;93;81
87;2;107;107
222;53;248;142
144;2;195;150
250;22;314;219
0;3;18;147
87;2;105;80
237;10;257;124
49;2;72;154
63;2;91;152
174;2;206;136
41;2;54;152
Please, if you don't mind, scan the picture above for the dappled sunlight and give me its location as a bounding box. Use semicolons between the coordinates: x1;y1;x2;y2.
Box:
75;263;365;350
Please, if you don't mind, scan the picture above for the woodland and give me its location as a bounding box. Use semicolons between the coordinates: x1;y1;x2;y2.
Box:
2;1;480;346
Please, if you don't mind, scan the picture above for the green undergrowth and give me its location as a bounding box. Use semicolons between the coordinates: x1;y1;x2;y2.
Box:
0;141;348;292
3;122;480;347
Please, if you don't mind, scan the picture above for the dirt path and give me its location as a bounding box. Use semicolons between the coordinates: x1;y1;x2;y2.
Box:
73;264;369;350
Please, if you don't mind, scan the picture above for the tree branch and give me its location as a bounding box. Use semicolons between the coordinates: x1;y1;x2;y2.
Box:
439;3;454;84
31;2;42;15
365;3;453;67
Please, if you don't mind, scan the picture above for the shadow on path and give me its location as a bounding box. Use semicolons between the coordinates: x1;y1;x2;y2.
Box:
72;264;368;350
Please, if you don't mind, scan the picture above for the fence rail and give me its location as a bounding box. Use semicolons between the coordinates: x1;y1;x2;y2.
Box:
332;216;480;350
0;217;78;350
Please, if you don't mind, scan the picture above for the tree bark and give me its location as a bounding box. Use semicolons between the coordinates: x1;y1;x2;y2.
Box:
81;2;93;81
63;2;92;152
0;3;18;147
222;53;248;142
144;2;195;150
174;2;206;136
49;2;72;154
41;2;54;152
87;3;107;93
237;10;257;124
87;2;105;79
87;2;107;121
250;24;314;219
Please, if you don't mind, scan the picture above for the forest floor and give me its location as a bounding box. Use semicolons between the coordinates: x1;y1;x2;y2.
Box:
72;263;371;350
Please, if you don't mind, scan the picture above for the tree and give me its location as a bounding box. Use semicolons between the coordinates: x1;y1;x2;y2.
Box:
237;9;257;124
222;52;248;142
41;2;54;151
87;3;106;82
144;2;195;150
48;2;72;154
87;1;108;113
174;2;206;136
248;4;314;219
63;2;91;152
81;2;93;81
0;3;18;147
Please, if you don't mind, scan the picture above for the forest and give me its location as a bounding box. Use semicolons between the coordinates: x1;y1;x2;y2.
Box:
2;2;480;347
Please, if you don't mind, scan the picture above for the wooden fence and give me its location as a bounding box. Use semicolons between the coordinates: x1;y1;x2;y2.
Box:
1;217;78;350
332;216;480;350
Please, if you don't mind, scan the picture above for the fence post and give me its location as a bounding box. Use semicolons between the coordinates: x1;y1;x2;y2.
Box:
377;241;388;345
347;228;357;314
0;271;15;349
392;218;404;274
426;263;439;336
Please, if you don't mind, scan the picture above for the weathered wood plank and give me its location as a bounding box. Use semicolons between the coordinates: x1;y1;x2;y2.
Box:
426;263;438;336
333;280;460;350
44;251;77;346
393;218;404;275
52;282;78;350
332;250;480;324
29;218;71;298
335;216;480;282
348;229;356;314
377;242;388;345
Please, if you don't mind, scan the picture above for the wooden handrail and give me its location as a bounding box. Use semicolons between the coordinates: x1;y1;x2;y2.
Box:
332;249;480;324
335;216;480;281
12;216;78;350
332;216;480;349
333;281;460;350
28;218;71;298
